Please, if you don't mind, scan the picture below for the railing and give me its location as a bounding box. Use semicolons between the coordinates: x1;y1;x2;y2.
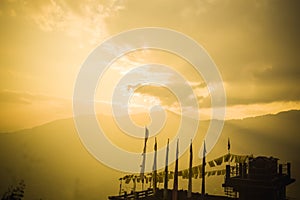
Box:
281;163;291;177
224;186;238;198
108;189;154;200
228;163;248;178
225;162;291;181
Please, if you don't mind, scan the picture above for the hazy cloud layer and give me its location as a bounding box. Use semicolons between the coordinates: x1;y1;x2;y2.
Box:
0;90;71;131
0;90;64;104
104;0;300;105
0;0;299;130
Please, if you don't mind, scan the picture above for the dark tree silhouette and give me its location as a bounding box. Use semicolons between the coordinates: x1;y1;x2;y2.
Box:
1;180;25;200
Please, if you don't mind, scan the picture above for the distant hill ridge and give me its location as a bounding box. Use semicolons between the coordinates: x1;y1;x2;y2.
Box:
0;109;299;199
3;109;299;134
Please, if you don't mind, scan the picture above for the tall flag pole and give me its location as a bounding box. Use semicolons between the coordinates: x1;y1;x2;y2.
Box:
119;178;122;195
228;137;231;154
133;176;136;194
163;139;170;200
172;139;179;200
228;137;231;165
187;140;193;199
140;127;149;191
201;140;206;197
153;137;158;194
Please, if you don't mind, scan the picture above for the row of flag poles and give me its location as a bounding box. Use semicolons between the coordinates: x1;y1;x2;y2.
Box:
123;127;244;200
138;127;208;200
122;153;248;183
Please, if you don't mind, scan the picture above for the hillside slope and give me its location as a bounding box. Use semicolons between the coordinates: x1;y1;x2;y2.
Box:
0;110;299;199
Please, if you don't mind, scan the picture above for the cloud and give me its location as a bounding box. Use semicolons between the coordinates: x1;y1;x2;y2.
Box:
0;90;68;105
0;90;72;131
31;0;66;32
104;0;300;106
1;0;126;45
224;101;300;120
224;62;300;105
1;0;299;129
8;0;299;106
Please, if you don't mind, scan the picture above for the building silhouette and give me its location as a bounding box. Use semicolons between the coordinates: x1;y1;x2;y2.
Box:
223;156;295;200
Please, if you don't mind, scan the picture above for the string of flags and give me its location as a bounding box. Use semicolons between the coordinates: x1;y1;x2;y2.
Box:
120;153;250;184
207;153;248;167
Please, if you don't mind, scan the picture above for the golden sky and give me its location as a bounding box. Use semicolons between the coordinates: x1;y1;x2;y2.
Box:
0;0;300;131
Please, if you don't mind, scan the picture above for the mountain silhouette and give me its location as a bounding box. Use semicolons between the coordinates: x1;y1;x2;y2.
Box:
0;110;299;200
